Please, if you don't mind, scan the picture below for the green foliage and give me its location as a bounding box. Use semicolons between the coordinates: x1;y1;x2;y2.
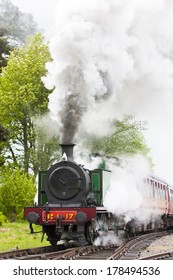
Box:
0;36;12;69
104;115;150;156
0;165;36;222
0;33;51;120
0;124;8;167
0;33;53;174
0;212;7;226
88;115;150;158
31;128;61;174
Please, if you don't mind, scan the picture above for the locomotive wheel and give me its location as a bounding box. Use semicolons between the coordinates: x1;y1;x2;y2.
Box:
88;228;96;245
46;232;59;246
86;220;98;245
50;240;58;246
86;214;109;244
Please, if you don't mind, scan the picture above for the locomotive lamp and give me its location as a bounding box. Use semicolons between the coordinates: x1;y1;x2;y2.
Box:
26;212;39;224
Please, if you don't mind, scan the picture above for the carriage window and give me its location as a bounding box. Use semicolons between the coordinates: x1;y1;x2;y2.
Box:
149;183;153;197
171;190;173;201
165;188;167;200
163;186;165;199
162;186;165;200
157;186;159;199
159;184;162;199
152;181;155;197
170;190;173;206
162;188;164;200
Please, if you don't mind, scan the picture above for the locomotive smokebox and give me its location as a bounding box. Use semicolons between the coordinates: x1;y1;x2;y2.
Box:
44;142;90;206
60;143;76;161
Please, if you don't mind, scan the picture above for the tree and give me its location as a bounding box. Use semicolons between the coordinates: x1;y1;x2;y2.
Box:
87;115;150;158
0;35;12;69
0;33;53;174
0;0;37;42
0;123;8;166
0;165;36;221
31;128;61;175
0;0;37;70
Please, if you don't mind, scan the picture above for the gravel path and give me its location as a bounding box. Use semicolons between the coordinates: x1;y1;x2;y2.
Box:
140;234;173;258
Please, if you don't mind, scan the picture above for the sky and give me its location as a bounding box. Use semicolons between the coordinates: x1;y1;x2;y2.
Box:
11;0;58;37
10;0;173;185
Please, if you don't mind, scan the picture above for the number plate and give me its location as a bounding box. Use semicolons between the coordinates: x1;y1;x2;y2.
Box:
42;211;77;222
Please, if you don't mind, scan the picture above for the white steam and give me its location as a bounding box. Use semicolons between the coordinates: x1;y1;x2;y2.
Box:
43;0;173;144
76;151;153;223
94;231;121;246
104;155;152;222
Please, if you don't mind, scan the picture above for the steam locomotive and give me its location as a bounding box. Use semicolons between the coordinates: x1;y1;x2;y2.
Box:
24;143;173;245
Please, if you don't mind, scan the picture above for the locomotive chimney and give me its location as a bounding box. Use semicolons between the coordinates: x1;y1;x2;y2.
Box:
60;143;76;161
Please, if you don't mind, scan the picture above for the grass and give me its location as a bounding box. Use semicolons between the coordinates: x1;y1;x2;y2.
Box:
0;221;49;252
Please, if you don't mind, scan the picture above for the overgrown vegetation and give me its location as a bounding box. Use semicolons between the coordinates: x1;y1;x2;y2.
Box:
0;221;49;252
0;212;7;226
0;33;54;175
0;166;36;222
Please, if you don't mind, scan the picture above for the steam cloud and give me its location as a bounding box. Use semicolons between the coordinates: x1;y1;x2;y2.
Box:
77;152;153;223
76;152;156;245
103;155;153;221
43;0;173;144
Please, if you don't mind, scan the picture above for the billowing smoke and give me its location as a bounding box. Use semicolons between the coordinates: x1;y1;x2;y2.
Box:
43;0;173;145
42;0;136;141
76;152;155;245
103;155;153;221
77;152;153;223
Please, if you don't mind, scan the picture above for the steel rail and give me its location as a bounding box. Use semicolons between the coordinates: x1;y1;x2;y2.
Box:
139;250;173;260
108;232;167;260
0;244;65;260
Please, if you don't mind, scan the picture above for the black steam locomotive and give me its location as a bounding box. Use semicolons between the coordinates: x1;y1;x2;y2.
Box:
24;143;173;245
24;143;115;245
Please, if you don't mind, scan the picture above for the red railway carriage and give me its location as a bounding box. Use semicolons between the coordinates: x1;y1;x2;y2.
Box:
147;176;173;216
140;176;173;230
146;176;169;214
168;184;173;215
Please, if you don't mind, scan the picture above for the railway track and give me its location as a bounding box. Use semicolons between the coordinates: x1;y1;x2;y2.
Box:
118;232;169;260
0;231;171;260
4;245;118;260
0;244;67;260
59;231;170;260
139;251;173;260
75;232;168;260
